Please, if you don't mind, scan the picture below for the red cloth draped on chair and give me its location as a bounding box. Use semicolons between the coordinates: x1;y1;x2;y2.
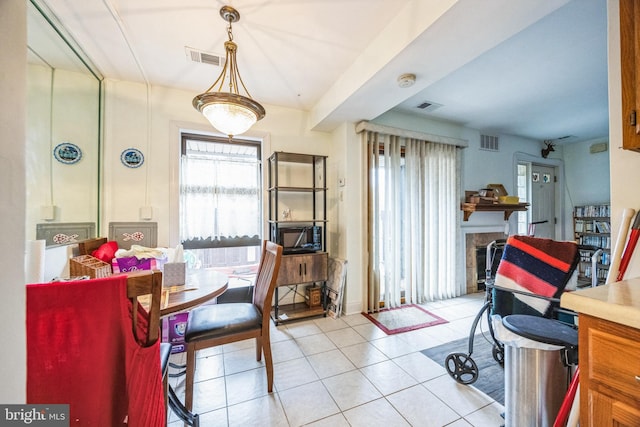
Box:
27;276;165;426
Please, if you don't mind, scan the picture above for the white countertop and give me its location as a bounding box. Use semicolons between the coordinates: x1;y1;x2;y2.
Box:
560;277;640;329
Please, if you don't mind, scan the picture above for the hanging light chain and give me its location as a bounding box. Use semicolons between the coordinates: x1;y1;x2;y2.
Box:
227;17;234;42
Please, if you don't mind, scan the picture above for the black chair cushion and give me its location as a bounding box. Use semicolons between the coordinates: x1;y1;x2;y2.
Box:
160;342;172;377
185;303;262;343
216;285;254;304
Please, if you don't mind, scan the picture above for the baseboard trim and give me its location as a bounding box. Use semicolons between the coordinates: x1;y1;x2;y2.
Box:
343;301;363;316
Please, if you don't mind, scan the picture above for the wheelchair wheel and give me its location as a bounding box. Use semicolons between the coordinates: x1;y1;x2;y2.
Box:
445;353;479;385
492;344;504;366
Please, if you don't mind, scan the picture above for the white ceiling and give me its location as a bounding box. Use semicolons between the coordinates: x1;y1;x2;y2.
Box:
33;0;609;144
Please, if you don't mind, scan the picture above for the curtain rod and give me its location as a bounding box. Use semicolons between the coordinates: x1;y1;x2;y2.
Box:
355;121;468;148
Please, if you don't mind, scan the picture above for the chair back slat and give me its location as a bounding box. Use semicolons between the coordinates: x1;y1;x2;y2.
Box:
253;241;283;320
77;237;108;255
126;270;163;346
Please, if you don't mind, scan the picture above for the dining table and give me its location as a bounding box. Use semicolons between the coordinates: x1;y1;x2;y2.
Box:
160;268;229;316
159;268;229;426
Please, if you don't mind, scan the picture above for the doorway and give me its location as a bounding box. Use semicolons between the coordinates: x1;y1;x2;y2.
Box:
515;156;562;239
530;164;556;238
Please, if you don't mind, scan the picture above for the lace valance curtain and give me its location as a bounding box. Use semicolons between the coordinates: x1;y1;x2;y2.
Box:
180;142;261;249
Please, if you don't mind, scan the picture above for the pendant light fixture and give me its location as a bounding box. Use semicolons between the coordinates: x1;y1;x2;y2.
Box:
193;5;265;138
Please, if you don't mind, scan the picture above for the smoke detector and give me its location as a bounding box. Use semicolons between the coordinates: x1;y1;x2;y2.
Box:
397;73;416;88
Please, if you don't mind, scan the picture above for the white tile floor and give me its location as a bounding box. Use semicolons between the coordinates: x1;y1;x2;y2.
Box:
167;292;505;427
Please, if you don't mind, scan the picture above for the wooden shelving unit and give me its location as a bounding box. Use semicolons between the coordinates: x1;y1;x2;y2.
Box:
574;204;611;287
272;303;326;322
461;202;529;221
268;152;328;324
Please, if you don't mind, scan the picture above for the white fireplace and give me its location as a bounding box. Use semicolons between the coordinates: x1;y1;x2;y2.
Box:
463;226;506;294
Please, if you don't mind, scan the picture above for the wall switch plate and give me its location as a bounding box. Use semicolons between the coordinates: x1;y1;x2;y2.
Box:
41;205;56;221
139;206;153;220
338;177;346;187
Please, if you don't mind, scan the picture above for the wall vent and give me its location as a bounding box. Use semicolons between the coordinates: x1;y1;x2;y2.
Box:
590;142;608;154
480;134;499;151
415;101;443;112
185;47;224;67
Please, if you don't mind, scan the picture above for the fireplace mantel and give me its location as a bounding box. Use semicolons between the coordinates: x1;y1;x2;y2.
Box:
461;202;529;221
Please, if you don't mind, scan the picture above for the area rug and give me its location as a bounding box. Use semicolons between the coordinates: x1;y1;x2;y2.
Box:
362;304;447;335
421;334;504;405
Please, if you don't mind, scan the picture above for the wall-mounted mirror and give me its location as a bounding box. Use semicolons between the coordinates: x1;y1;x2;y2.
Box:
26;0;102;246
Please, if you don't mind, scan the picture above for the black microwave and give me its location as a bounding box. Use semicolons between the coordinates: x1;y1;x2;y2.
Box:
272;226;322;254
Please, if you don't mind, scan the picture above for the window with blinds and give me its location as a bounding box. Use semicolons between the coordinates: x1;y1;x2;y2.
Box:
180;133;262;269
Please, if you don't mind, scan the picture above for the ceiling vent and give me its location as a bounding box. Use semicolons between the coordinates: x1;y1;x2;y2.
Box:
185;47;224;67
480;134;499;151
415;101;443;112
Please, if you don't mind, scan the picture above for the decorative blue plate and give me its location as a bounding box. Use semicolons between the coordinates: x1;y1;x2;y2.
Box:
120;148;144;168
53;142;82;165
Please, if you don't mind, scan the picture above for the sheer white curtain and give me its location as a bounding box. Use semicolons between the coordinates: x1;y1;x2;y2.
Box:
363;129;461;312
180;139;261;248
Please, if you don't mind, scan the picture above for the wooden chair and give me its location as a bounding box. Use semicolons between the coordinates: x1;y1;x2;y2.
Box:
77;236;108;255
126;270;172;423
126;270;162;345
184;241;283;411
27;273;167;425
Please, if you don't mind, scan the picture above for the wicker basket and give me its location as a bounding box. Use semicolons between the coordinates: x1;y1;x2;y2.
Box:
70;255;112;278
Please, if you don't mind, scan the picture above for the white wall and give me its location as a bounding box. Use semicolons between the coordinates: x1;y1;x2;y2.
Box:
1;0;26;403
331;122;365;314
563;137;611;206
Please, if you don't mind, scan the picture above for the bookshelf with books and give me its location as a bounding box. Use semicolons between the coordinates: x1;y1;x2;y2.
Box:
573;203;610;286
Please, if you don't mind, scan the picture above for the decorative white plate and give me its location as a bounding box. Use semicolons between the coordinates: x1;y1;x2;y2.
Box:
53;142;82;164
120;148;144;168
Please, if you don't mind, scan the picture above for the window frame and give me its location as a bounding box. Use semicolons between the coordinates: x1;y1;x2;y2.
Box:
179;132;263;250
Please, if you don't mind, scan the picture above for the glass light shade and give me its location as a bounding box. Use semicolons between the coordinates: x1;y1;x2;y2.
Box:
193;92;265;138
202;103;257;137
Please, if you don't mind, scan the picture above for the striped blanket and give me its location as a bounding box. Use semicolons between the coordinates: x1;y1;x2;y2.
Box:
494;235;579;315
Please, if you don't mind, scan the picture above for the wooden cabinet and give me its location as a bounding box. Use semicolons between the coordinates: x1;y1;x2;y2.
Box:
573;204;611;286
620;0;640;151
579;314;640;426
273;252;328;322
277;252;328;286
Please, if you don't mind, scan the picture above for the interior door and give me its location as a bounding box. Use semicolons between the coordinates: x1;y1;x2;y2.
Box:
531;164;556;238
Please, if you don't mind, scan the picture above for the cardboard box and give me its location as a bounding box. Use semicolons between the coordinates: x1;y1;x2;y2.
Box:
112;256;156;273
164;262;186;286
162;312;189;353
305;285;322;307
